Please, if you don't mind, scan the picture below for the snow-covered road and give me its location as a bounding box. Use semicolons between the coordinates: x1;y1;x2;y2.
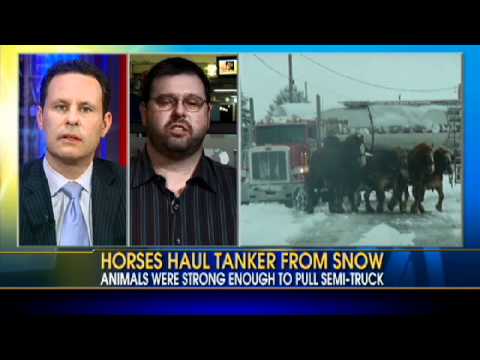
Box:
240;176;462;247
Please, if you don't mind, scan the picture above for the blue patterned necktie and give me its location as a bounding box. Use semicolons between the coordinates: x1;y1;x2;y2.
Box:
60;181;89;246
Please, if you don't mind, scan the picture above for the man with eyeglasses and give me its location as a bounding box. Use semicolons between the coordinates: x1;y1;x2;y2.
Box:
130;57;237;246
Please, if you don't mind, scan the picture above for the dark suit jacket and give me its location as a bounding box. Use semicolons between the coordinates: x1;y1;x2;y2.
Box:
20;158;126;246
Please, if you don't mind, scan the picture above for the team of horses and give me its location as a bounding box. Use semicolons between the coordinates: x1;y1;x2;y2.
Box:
305;134;454;215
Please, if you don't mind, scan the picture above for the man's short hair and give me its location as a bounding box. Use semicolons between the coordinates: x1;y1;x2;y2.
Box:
40;60;111;115
142;57;211;104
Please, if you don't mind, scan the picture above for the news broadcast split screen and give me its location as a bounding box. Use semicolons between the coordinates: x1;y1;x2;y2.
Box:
18;52;463;248
19;53;239;247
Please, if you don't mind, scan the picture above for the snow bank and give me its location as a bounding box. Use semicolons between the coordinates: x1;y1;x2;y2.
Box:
240;202;327;246
355;223;415;246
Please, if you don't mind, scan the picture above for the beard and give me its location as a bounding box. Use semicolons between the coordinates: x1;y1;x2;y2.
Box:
145;116;207;159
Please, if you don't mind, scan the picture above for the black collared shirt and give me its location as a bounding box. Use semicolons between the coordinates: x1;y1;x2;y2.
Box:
130;147;237;246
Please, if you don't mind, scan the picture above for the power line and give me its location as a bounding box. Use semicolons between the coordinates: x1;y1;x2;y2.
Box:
252;54;350;108
300;54;458;93
253;55;289;79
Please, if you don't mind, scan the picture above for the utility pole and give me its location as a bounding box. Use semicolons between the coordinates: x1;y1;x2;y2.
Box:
316;94;322;148
249;97;255;146
249;97;255;125
367;105;375;152
288;54;293;102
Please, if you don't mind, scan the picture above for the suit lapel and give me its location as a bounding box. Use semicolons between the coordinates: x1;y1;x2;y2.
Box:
22;159;56;245
91;160;121;246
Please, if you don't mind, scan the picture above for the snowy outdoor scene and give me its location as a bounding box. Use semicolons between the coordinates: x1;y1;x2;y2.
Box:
239;53;463;247
241;177;462;247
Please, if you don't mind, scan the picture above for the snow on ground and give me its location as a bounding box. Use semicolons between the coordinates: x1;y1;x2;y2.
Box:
355;224;415;246
240;202;327;247
240;176;462;247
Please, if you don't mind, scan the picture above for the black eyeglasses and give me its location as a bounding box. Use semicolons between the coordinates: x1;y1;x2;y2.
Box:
150;94;208;112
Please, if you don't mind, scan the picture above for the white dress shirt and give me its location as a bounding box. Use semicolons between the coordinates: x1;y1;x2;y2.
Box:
43;157;93;246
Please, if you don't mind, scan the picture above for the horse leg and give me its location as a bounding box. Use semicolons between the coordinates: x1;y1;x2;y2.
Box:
388;179;400;212
400;184;408;213
410;184;419;214
391;175;407;213
376;186;385;213
418;186;426;213
435;185;445;212
336;185;345;213
364;187;374;213
403;185;410;211
305;177;317;214
305;195;316;214
348;190;358;213
327;187;336;213
336;195;345;213
328;183;342;213
387;193;397;212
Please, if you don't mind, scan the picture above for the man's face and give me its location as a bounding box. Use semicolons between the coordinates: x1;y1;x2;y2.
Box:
38;73;112;166
141;74;211;158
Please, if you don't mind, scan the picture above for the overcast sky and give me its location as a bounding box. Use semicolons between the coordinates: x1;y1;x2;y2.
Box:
239;53;462;120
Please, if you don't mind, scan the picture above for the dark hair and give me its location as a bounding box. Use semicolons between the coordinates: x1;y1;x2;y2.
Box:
40;60;111;115
141;57;211;104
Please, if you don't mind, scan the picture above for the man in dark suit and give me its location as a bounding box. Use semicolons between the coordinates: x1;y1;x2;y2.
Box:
20;60;126;246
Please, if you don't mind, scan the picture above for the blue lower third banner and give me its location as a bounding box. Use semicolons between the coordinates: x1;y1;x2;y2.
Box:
96;250;475;288
3;249;480;288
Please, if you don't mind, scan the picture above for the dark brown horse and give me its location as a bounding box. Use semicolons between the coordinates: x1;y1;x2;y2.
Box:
407;147;454;212
362;146;409;213
408;143;435;214
305;134;367;213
